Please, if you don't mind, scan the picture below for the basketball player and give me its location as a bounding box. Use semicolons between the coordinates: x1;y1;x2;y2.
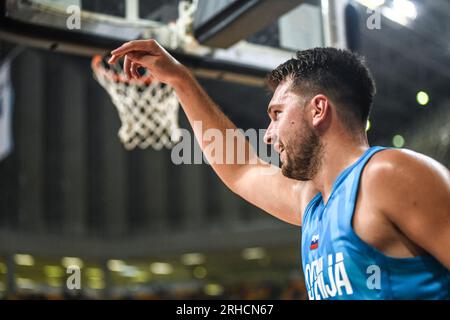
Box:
109;40;450;299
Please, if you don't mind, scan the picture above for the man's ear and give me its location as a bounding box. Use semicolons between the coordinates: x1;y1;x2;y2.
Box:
309;94;331;129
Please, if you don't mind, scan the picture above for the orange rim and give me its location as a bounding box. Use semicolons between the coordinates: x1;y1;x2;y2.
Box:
91;55;154;85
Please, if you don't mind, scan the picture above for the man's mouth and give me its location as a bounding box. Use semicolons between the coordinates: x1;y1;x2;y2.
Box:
280;149;286;163
275;141;284;154
274;141;286;163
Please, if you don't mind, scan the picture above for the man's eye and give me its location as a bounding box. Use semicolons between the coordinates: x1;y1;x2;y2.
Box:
274;111;281;117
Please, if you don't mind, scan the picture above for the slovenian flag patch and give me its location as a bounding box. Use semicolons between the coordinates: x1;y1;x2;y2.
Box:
310;234;319;250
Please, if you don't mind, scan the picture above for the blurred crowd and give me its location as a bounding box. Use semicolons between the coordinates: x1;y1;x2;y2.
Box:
3;279;307;300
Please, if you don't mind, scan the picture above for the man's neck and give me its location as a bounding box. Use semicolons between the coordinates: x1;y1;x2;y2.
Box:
312;135;369;205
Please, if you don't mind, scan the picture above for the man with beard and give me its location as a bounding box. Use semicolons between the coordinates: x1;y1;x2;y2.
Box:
109;40;450;299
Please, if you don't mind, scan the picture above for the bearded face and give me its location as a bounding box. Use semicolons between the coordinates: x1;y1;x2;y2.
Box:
279;119;324;181
265;81;324;181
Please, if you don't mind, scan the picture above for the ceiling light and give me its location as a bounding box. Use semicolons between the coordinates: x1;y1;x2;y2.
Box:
181;253;206;266
242;247;266;260
393;135;405;148
150;262;173;275
17;278;35;289
416;91;429;106
14;254;35;266
107;259;126;272
193;266;207;279
392;0;417;19
204;283;224;296
44;265;64;278
86;268;104;279
61;257;84;268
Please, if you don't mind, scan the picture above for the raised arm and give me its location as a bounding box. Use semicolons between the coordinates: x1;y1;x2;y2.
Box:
109;39;317;226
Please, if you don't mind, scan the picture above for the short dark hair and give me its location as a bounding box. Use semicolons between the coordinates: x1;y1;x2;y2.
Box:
268;47;376;131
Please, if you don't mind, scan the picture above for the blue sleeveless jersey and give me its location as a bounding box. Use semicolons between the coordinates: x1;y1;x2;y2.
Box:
301;146;450;300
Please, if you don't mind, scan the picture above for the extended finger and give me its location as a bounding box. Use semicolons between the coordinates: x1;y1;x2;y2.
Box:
111;40;159;59
108;54;118;64
108;50;144;65
124;55;132;79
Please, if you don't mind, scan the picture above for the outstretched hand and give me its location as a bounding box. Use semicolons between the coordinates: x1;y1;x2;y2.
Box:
109;39;189;85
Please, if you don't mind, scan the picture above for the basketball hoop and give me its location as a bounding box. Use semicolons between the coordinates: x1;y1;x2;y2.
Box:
91;55;181;151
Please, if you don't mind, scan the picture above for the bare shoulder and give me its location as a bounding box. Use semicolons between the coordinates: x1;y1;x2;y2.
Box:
360;149;450;268
362;148;450;214
364;148;449;183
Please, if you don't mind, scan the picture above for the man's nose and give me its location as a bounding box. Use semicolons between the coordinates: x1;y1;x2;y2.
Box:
264;124;277;145
264;131;272;145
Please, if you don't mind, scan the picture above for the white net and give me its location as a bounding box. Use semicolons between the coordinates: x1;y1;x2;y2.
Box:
92;57;181;151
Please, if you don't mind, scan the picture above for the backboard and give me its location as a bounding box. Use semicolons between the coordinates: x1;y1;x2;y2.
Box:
0;0;337;72
0;0;181;56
